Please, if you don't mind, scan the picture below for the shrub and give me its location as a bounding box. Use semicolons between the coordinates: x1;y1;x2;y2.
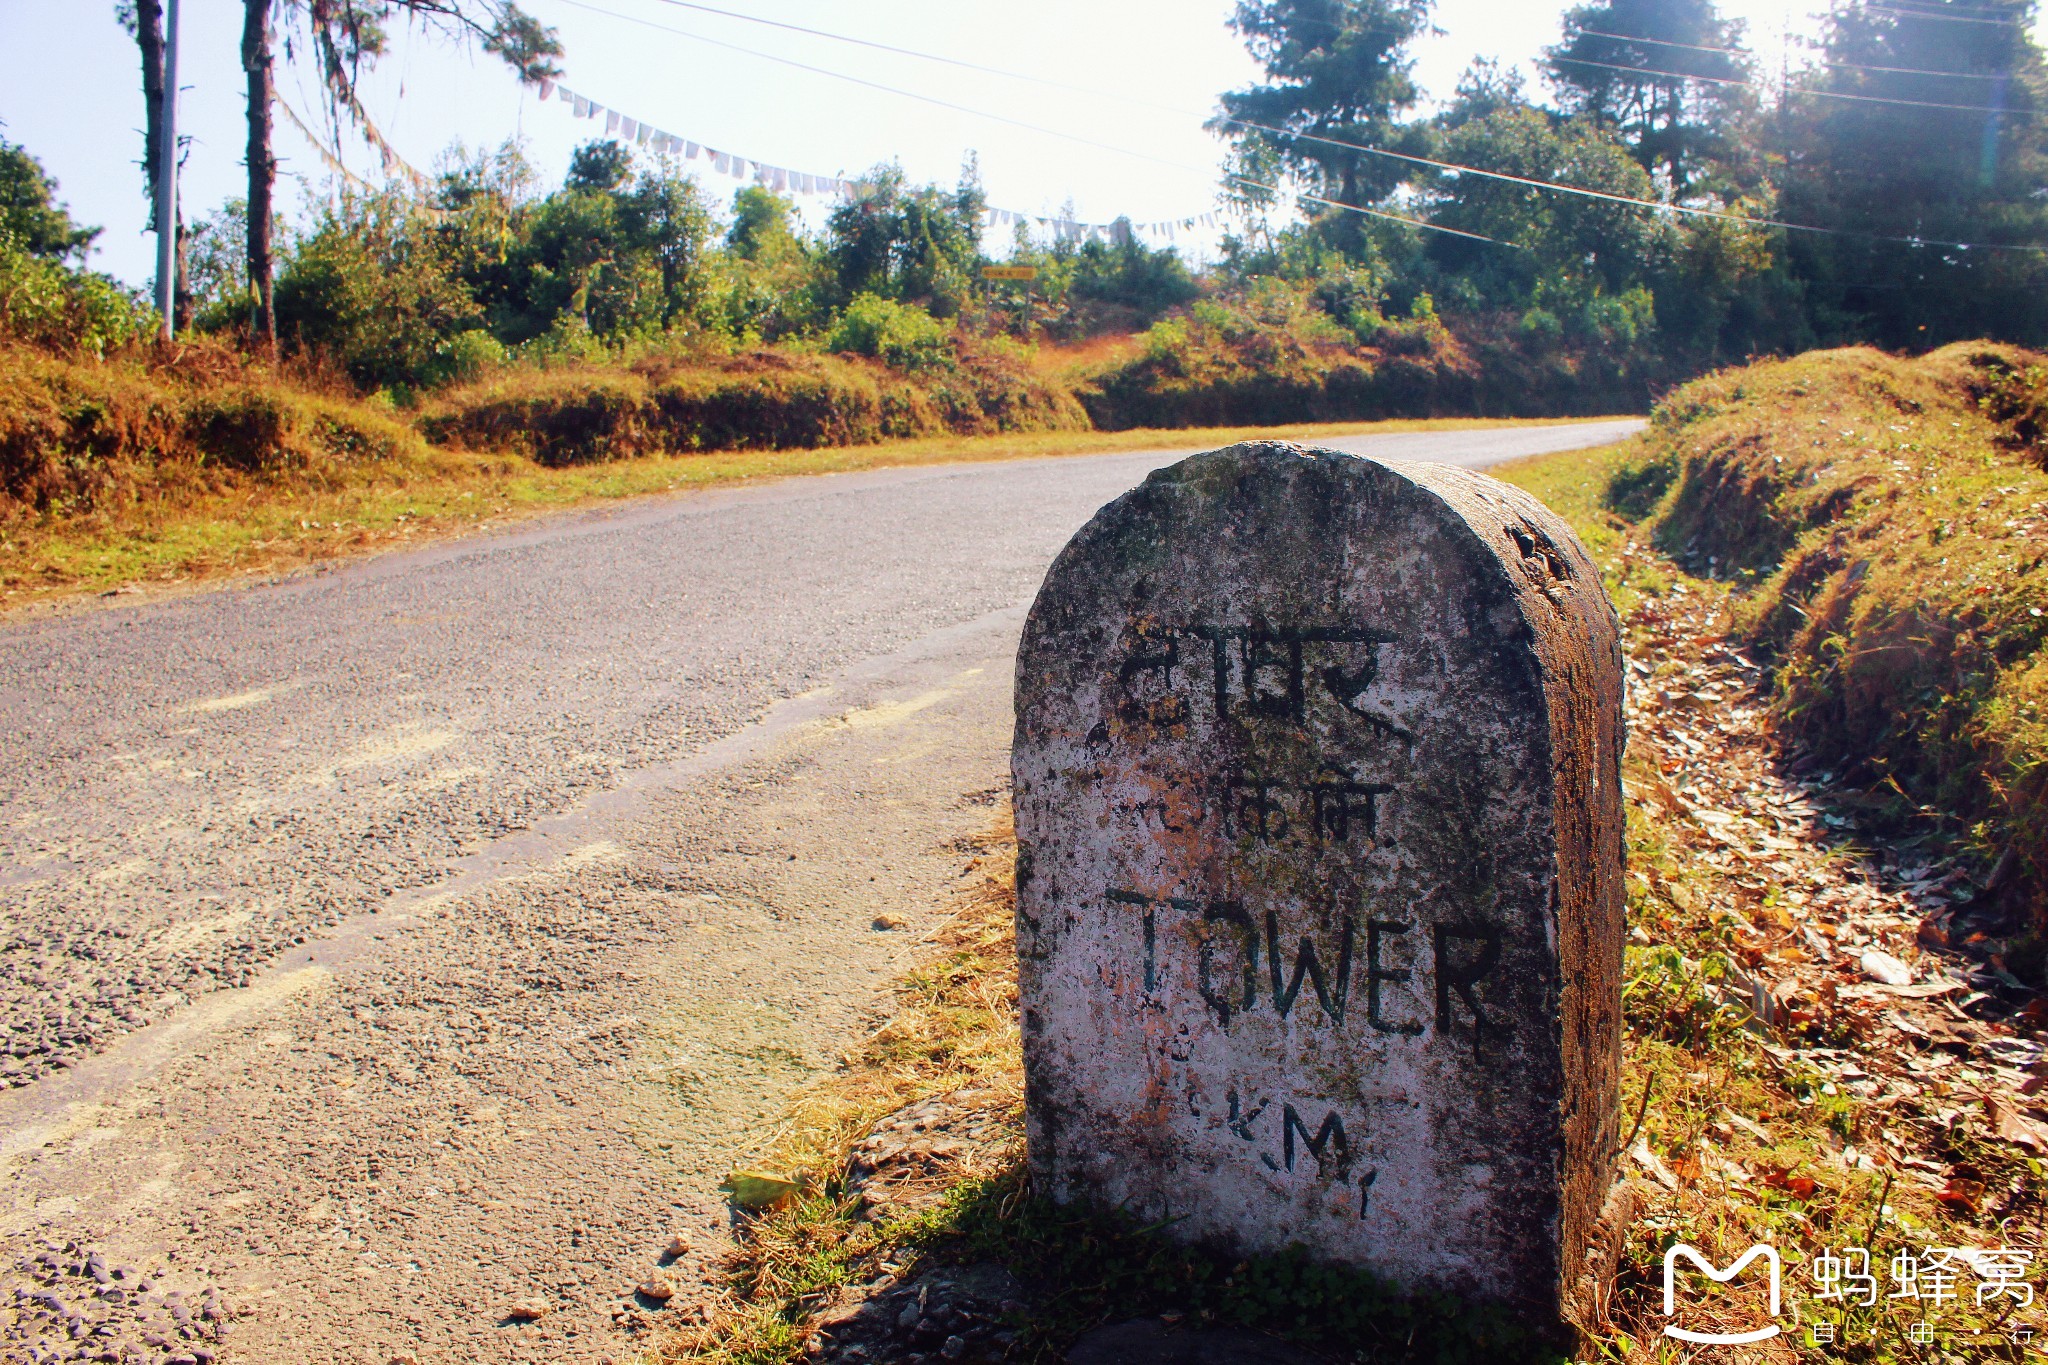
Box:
274;191;481;390
0;231;152;357
0;339;426;517
422;342;1083;465
434;329;509;386
827;294;955;372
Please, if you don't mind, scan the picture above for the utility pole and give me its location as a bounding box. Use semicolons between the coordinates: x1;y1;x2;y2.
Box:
154;0;181;342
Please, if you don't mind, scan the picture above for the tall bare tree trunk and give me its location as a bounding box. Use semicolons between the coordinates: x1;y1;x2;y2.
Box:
134;0;192;331
137;0;166;214
242;0;277;347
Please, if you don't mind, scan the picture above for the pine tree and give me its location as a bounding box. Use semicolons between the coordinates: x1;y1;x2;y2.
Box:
1782;0;2048;345
1543;0;1755;198
1212;0;1435;216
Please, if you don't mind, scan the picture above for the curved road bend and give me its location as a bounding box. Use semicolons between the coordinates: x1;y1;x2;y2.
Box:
0;419;1640;1362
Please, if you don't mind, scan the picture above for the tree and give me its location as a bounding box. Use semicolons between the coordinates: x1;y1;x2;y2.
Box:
0;143;98;263
0;144;147;355
1425;108;1666;322
1212;0;1436;250
564;139;632;193
821;163;985;316
471;140;718;343
1780;0;2048;346
728;185;797;261
237;0;562;348
1069;231;1201;324
244;0;278;344
115;0;193;325
1543;0;1755;198
719;186;816;339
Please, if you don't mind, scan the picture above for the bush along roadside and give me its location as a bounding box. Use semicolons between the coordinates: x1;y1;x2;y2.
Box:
0;338;430;518
1068;286;1659;431
417;340;1088;468
1605;343;2048;944
662;441;2048;1364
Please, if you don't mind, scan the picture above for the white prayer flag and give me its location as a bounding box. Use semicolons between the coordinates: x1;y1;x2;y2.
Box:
606;110;620;133
572;95;589;118
773;167;788;192
713;152;730;174
538;78;554;101
685;141;701;159
636;124;653;147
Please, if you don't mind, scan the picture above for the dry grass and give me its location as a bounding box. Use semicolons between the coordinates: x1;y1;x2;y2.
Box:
0;404;1616;615
418;343;1089;466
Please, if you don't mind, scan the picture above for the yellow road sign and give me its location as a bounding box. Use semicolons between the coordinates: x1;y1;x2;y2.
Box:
981;265;1039;281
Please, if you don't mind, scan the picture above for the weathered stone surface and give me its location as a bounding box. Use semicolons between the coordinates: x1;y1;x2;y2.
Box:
1012;442;1624;1317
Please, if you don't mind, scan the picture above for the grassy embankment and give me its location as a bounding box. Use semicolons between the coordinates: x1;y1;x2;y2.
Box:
0;335;1619;609
662;343;2048;1364
1611;342;2048;934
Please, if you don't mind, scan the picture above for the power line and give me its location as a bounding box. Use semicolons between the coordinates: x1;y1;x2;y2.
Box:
1190;114;2046;253
647;0;1104;97
1864;0;2028;14
1854;2;2027;26
1571;27;2019;81
542;0;2048;255
1553;54;2031;114
545;0;1516;248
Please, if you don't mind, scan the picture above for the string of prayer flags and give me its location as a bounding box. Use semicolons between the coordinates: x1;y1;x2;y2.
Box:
535;79;1218;240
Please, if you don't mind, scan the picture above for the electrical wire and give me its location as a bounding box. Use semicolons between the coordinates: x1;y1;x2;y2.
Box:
1857;0;2027;14
548;0;1513;246
540;0;2048;254
1572;26;2020;81
627;0;2037;120
1855;2;2027;26
1552;53;2030;114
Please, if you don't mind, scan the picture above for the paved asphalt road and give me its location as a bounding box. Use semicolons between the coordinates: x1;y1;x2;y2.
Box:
0;419;1640;1362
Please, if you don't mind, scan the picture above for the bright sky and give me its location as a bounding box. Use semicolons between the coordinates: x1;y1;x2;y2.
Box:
0;0;2023;288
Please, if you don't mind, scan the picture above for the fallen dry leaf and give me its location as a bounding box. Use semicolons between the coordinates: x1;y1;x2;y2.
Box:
1758;1166;1819;1199
1985;1095;2048;1153
1936;1177;1986;1214
721;1169;806;1209
1631;1142;1679;1191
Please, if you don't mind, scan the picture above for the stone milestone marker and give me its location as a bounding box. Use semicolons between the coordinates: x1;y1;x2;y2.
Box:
1012;442;1625;1317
